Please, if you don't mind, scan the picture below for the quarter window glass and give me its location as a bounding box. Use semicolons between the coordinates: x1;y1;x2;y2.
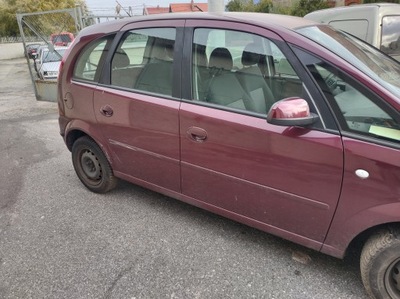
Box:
381;16;400;58
73;36;112;82
296;49;400;142
192;28;303;115
111;28;176;97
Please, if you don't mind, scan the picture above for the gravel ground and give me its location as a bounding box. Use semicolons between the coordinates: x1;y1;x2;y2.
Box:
0;58;368;299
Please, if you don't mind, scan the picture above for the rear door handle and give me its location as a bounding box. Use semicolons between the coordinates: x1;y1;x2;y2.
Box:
100;105;113;117
187;126;207;142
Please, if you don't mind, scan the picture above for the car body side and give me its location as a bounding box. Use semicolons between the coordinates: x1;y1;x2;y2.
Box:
58;13;400;260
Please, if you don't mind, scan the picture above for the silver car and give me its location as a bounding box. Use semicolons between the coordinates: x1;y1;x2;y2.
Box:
35;46;67;80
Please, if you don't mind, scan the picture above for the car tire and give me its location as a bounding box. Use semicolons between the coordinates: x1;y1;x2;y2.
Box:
72;136;117;193
360;228;400;299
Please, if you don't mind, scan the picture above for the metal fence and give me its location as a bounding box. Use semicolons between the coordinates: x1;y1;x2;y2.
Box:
16;7;84;101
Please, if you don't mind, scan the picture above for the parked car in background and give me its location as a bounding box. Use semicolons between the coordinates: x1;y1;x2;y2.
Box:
25;43;43;59
305;3;400;61
58;12;400;299
34;46;68;80
50;32;74;47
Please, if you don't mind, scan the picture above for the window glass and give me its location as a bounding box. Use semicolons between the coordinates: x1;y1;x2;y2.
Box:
111;28;176;97
42;48;66;63
73;36;112;82
295;48;400;142
192;28;303;115
297;26;400;98
381;16;400;57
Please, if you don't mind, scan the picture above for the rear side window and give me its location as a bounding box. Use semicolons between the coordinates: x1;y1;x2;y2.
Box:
110;28;176;97
73;36;113;82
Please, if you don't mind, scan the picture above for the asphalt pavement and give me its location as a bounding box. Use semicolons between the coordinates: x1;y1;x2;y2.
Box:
0;58;368;298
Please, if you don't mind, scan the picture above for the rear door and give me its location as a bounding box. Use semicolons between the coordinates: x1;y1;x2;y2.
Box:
179;21;344;249
93;20;184;192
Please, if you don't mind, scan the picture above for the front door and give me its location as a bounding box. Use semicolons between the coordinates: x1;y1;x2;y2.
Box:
180;25;344;248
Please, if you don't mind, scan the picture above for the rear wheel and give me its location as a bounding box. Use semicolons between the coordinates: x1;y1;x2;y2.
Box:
361;228;400;299
72;136;117;193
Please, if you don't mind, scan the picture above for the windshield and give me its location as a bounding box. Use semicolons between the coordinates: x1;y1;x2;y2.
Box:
42;49;66;63
296;25;400;98
53;35;72;43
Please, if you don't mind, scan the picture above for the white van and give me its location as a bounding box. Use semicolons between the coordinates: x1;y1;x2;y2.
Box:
305;3;400;61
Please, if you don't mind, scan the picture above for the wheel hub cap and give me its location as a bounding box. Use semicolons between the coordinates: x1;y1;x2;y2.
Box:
81;150;101;180
392;260;400;292
386;258;400;297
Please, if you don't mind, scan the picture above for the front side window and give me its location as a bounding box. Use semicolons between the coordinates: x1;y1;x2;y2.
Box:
111;28;176;97
192;28;303;115
295;48;400;143
73;36;113;82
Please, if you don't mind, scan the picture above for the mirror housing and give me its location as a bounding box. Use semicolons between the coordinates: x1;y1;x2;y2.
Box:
267;97;319;127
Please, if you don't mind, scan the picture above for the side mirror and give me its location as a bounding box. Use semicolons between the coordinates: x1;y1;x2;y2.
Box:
267;97;319;127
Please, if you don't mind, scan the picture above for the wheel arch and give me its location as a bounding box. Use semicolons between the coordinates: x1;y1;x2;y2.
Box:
322;202;400;259
64;120;119;177
345;222;400;261
65;129;87;151
64;119;105;150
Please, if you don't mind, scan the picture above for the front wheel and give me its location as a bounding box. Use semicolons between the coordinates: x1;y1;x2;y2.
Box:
72;136;117;193
361;228;400;299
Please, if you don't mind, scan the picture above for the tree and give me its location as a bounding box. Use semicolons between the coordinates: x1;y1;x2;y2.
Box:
226;0;253;12
0;0;86;37
363;0;400;2
290;0;330;17
254;0;273;13
225;0;273;12
226;0;328;15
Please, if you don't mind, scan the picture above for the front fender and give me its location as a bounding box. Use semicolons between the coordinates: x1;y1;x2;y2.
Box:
322;202;400;258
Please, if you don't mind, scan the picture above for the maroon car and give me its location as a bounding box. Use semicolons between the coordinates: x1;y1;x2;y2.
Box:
58;13;400;299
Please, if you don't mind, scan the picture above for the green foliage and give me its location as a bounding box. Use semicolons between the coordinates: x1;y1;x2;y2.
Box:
271;4;292;15
226;0;247;11
0;0;86;37
226;0;330;16
226;0;273;13
255;0;273;13
290;0;330;17
363;0;400;3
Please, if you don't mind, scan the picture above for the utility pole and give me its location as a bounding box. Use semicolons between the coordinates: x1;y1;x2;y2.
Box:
208;0;225;13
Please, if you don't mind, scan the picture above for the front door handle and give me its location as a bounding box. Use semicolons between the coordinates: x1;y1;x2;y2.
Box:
187;126;207;142
100;105;113;117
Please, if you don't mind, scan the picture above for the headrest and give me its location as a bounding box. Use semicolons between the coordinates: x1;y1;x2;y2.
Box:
208;47;233;71
112;49;130;69
242;43;262;67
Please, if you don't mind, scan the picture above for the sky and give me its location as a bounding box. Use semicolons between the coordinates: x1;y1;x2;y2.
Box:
85;0;230;16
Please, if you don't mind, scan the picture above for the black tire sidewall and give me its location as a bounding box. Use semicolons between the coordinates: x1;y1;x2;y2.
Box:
362;232;400;299
71;137;116;193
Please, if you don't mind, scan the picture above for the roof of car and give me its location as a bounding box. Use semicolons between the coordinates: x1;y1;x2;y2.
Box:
80;12;317;36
